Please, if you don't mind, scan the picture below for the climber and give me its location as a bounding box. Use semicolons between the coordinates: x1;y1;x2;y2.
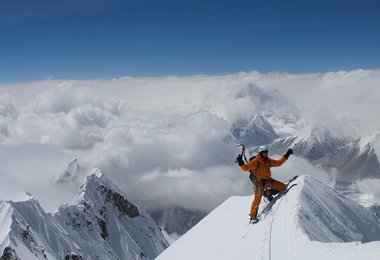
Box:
236;145;293;223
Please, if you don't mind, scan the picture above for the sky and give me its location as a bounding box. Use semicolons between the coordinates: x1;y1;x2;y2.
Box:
1;0;380;82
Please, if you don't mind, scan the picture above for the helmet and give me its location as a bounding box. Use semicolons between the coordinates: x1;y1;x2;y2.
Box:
258;145;269;153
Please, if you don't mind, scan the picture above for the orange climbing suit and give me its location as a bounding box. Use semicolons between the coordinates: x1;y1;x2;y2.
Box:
240;153;287;218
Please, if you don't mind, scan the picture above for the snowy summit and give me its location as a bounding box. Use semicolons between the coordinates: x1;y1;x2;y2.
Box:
156;175;380;260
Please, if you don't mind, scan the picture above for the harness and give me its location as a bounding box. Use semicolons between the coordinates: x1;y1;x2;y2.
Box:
252;157;271;196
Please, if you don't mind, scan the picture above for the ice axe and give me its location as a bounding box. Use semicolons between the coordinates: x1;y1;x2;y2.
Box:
290;142;298;156
236;144;249;164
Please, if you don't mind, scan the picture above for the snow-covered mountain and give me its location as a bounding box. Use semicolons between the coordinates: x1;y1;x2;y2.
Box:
0;198;81;259
323;137;380;181
0;172;168;259
270;127;380;183
231;114;278;147
234;84;300;126
271;126;349;162
156;175;380;260
55;158;98;185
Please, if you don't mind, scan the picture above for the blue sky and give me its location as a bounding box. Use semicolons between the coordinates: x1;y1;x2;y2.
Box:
0;0;379;83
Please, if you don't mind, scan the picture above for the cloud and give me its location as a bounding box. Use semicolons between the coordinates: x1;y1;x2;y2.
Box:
254;69;380;137
0;69;379;213
0;94;17;141
81;110;235;180
0;94;17;118
0;143;74;212
134;165;250;212
271;155;337;188
28;83;96;114
353;178;380;202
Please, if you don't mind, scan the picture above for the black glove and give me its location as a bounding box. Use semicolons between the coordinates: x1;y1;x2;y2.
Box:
284;148;293;159
236;154;245;166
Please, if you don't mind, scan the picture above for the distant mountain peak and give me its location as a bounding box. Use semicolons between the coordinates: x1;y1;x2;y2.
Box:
79;171;139;216
295;125;341;143
55;158;98;185
251;114;277;132
232;114;278;147
358;131;380;152
79;172;125;201
272;125;350;162
323;134;380;180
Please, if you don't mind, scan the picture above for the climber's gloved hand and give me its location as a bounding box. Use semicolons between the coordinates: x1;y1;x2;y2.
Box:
284;148;293;159
236;154;245;166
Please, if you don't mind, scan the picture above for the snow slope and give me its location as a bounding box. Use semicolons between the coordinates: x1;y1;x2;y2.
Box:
0;203;14;254
156;175;380;260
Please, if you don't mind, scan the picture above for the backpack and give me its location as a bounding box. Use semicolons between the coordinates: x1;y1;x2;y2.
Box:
248;155;258;183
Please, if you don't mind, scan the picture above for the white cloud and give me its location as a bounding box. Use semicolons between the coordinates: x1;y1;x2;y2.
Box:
134;165;250;212
354;178;380;202
0;94;17;141
0;69;379;213
0;143;74;212
256;69;380;137
271;155;337;188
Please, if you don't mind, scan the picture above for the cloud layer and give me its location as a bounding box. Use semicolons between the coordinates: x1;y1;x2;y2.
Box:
0;69;380;212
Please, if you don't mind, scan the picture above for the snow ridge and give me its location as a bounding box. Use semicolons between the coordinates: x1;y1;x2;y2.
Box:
156;175;380;260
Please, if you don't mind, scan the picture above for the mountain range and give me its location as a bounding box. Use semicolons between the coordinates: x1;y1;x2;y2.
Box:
271;126;380;180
